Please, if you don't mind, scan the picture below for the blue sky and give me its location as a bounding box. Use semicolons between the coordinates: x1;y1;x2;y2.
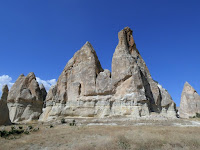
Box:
0;0;200;106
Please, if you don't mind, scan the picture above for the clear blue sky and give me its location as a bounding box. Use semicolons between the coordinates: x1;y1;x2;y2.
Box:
0;0;200;106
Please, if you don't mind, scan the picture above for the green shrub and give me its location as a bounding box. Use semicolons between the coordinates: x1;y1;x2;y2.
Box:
0;125;40;139
28;125;33;130
24;131;29;135
196;113;200;118
192;113;200;118
0;130;9;137
69;120;76;126
61;118;66;124
33;127;39;132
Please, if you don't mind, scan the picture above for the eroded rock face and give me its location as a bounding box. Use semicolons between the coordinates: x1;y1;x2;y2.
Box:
179;82;200;118
0;85;11;125
40;27;177;121
7;72;44;122
40;84;47;108
111;27;176;117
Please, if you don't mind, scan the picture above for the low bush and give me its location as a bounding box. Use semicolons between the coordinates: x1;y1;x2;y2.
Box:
61;118;66;124
28;125;33;130
0;125;39;139
69;120;76;126
196;113;200;118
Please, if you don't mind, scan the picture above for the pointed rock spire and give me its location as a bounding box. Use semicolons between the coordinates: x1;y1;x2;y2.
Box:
112;27;136;85
1;85;9;101
179;82;200;118
0;84;11;125
7;72;44;122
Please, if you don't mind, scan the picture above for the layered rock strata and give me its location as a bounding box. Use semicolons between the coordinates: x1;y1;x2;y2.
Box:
40;27;177;121
179;82;200;118
7;72;45;122
0;85;11;125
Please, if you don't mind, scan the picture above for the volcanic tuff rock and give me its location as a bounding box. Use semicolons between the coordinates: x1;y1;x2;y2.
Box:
0;85;11;125
40;84;47;108
179;82;200;118
7;72;45;122
40;27;177;121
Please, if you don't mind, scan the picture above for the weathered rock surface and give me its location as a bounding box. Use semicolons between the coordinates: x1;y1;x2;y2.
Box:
0;85;11;125
40;27;177;121
7;72;44;122
179;82;200;118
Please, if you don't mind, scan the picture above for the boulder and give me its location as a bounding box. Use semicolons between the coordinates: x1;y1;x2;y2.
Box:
7;72;44;122
0;85;11;125
179;82;200;118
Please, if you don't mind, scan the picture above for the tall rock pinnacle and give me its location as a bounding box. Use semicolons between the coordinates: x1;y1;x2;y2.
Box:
0;85;11;125
179;82;200;118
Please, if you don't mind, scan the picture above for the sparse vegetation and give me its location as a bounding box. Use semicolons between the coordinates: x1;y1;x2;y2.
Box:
117;135;130;150
0;125;39;139
196;113;200;118
61;118;66;124
69;119;76;126
28;125;33;130
192;113;200;118
1;119;200;149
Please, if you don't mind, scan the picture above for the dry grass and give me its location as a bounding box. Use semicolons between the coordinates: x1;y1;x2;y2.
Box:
0;121;200;150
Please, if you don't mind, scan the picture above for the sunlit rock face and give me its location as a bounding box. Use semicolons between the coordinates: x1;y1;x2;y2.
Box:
0;85;11;125
7;72;45;122
40;27;177;121
179;82;200;118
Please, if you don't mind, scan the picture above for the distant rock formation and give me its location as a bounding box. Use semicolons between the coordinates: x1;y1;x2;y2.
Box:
0;85;11;125
179;82;200;118
40;27;177;121
7;72;45;122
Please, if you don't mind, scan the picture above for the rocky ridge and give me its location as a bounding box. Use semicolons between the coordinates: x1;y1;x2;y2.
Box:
40;27;177;121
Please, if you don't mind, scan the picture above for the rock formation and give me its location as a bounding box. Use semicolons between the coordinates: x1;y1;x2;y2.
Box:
0;85;11;125
40;84;47;108
179;82;200;118
7;72;44;122
40;27;177;121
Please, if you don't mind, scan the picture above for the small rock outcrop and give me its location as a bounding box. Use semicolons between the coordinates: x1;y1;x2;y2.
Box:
7;72;44;122
40;27;177;121
179;82;200;118
0;85;11;125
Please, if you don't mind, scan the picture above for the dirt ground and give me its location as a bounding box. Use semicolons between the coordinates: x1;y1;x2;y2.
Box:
1;118;200;150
